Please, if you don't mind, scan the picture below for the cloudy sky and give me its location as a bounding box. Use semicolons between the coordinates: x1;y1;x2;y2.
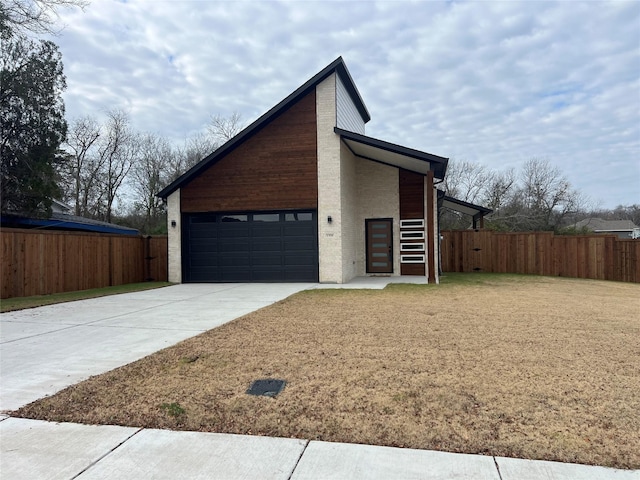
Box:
49;0;639;209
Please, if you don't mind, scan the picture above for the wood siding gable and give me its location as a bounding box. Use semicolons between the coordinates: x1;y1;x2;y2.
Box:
181;91;318;213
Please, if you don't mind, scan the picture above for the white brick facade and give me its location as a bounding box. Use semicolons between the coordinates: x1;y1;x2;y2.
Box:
167;189;182;283
316;74;344;283
354;157;400;276
316;73;402;283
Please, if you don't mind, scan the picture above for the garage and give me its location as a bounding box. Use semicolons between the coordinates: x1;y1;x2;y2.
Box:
183;210;318;282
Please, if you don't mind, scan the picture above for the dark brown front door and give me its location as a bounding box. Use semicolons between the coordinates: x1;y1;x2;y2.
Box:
366;219;393;273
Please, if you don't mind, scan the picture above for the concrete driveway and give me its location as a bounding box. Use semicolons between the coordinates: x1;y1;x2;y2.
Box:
0;283;314;412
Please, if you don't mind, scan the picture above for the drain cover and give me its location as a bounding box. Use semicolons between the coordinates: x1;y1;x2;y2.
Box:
246;379;286;398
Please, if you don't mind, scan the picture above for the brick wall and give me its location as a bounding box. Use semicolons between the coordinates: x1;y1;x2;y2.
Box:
166;189;182;283
316;73;344;283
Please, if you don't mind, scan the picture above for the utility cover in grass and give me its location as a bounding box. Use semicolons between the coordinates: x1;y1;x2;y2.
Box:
246;379;286;398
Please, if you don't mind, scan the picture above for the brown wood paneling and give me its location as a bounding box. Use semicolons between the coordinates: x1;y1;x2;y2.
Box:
401;263;425;275
399;169;424;219
440;230;639;283
181;91;318;213
399;169;426;276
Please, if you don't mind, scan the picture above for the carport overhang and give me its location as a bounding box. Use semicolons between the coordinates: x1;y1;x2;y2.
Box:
438;192;493;229
334;127;448;179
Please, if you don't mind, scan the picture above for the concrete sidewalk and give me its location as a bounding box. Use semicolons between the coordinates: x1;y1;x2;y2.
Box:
1;282;638;479
1;417;636;480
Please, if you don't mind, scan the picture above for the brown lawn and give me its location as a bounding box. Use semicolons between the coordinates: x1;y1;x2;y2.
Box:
14;274;640;469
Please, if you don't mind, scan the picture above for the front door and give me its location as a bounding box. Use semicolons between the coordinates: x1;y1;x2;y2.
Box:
366;219;393;273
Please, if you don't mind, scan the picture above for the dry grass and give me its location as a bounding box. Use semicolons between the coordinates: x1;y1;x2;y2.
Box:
14;274;640;469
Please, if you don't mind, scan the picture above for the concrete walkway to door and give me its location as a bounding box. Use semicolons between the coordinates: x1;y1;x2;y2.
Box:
0;283;314;412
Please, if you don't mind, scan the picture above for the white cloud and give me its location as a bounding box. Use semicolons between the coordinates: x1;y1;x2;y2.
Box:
49;0;640;208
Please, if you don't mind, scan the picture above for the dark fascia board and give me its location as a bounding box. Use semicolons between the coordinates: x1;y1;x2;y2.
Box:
334;127;449;179
158;57;370;199
442;194;493;215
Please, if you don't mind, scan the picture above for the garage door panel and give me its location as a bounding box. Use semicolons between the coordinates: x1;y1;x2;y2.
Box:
189;226;219;238
218;224;249;236
251;238;282;252
283;237;315;250
284;253;316;266
218;254;251;267
219;268;252;282
184;210;317;282
284;267;317;281
189;269;220;282
218;239;250;253
252;224;282;236
190;254;218;267
251;253;283;266
283;224;315;236
251;270;283;282
190;238;218;250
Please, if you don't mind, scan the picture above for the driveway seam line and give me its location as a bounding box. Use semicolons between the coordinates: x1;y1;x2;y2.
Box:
287;439;310;480
69;427;144;480
0;324;84;345
493;456;504;480
0;294;225;345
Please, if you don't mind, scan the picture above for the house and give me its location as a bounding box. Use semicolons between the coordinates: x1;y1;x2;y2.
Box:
573;218;640;239
158;57;450;284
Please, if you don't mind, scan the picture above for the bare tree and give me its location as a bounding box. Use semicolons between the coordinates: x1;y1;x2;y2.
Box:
1;0;89;38
481;168;516;212
443;159;492;204
207;111;243;147
440;158;587;232
517;158;585;231
95;109;138;222
166;132;216;183
129;132;172;232
441;159;501;229
61;115;102;215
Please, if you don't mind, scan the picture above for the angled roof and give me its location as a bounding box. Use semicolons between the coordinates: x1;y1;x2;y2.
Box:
574;218;639;232
1;213;139;235
158;57;369;199
439;193;493;219
335;127;448;179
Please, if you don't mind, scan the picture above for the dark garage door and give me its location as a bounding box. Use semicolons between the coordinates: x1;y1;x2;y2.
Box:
183;211;318;282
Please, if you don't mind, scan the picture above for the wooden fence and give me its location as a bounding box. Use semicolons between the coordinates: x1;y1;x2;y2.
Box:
441;230;640;283
1;228;168;299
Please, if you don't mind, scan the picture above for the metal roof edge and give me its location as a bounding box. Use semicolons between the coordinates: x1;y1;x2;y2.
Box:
158;57;369;199
0;215;140;235
334;127;449;178
441;194;493;215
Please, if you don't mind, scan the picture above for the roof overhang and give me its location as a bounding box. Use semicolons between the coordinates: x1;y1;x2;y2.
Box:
335;127;448;179
439;193;493;228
